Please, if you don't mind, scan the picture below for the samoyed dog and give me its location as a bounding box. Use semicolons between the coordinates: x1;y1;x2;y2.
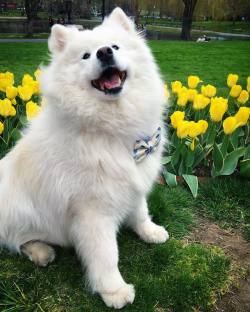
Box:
0;8;168;309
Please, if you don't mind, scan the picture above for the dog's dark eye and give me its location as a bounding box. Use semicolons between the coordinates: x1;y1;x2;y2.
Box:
112;45;119;50
83;53;90;60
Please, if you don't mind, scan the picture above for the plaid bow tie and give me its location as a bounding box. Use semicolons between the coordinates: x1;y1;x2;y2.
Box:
133;127;161;163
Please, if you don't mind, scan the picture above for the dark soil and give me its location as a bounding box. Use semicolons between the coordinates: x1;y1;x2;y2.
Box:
186;219;250;312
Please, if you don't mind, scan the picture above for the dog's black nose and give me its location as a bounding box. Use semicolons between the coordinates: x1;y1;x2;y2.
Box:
96;46;113;64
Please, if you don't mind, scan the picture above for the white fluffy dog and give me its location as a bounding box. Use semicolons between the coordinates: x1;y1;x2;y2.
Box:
0;8;168;309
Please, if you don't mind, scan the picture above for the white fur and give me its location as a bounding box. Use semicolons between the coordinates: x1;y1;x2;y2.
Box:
0;8;168;309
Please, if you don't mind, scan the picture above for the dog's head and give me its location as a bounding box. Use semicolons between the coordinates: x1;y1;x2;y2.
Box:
41;8;164;130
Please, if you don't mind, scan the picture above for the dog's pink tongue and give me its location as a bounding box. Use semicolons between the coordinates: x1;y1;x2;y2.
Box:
102;73;121;89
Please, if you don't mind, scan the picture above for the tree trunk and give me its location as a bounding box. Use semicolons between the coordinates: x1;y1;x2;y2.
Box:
82;0;91;19
66;0;73;23
159;0;164;19
181;0;198;40
134;0;139;27
24;0;40;36
102;0;106;20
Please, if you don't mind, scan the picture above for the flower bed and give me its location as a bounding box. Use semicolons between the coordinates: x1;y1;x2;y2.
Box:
163;74;250;196
0;70;41;158
0;70;249;197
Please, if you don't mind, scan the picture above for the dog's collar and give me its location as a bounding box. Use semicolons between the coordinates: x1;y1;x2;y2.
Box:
133;127;161;163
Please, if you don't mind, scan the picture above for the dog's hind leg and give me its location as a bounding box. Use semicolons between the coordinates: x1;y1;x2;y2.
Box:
20;241;55;267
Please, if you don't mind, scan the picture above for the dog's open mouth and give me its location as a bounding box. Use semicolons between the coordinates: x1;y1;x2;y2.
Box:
91;67;127;95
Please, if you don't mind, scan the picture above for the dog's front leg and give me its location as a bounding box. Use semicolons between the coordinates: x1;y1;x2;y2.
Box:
70;210;135;309
127;197;169;244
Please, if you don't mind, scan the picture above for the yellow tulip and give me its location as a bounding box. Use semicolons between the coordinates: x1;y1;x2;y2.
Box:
227;74;238;87
0;98;16;117
230;85;242;98
0;121;4;135
6;85;18;100
11;98;17;105
237;90;249;105
187;89;198;102
197;120;208;134
10;105;16;116
188;75;201;89
223;117;238;135
170;111;185;129
210;97;228;122
26;101;41;120
171;81;182;93
177;91;188;107
22;74;34;86
190;139;195;151
235;107;250;126
188;121;202;138
193;94;210;110
247;76;250;93
0;71;14;92
176;120;189;139
18;85;33;102
34;68;42;80
201;84;216;98
177;86;188;95
31;80;40;95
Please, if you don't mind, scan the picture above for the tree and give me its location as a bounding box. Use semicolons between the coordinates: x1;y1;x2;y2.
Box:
102;0;105;20
134;0;140;26
82;0;92;19
25;0;41;36
181;0;198;40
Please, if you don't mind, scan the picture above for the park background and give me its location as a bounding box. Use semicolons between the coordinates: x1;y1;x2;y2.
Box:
0;1;250;312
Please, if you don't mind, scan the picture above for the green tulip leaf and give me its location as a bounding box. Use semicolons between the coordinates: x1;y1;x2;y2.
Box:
182;174;198;198
211;164;220;177
220;147;245;175
220;135;229;157
193;145;205;168
161;156;171;165
244;144;250;160
170;132;179;148
178;159;186;175
184;149;195;167
10;128;21;142
213;143;224;172
163;169;177;187
19;115;28;126
206;123;217;147
240;159;250;178
230;128;244;149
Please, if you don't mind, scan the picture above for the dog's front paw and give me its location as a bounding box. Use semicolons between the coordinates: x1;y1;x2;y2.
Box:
101;284;135;309
138;220;169;244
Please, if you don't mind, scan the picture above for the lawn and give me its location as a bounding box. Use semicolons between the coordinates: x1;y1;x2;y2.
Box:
0;40;249;311
142;19;250;35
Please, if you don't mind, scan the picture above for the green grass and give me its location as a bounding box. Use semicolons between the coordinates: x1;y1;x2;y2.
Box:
149;40;250;96
0;33;49;39
1;40;249;91
0;43;49;82
142;18;250;35
192;21;250;34
195;177;250;240
0;40;249;311
146;25;250;41
0;185;231;312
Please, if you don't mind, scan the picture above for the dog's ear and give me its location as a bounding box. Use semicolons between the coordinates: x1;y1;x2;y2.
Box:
49;24;69;54
104;7;135;33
